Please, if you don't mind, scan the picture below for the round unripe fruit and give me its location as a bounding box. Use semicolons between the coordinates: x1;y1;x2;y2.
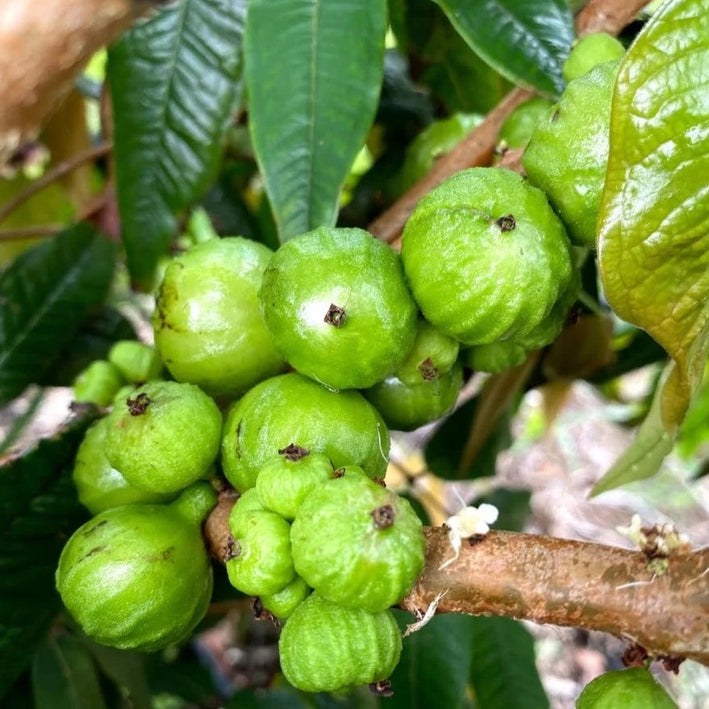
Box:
153;237;286;398
104;380;222;494
401;167;574;345
221;373;390;492
72;418;174;514
395;318;459;386
563;33;625;83
73;360;124;407
364;362;463;431
279;592;402;693
291;471;425;612
260;575;310;619
56;483;216;652
576;668;678;708
108;340;163;383
255;446;336;520
522;60;619;247
259;227;418;390
463;340;528;374
226;509;295;597
497;97;554;150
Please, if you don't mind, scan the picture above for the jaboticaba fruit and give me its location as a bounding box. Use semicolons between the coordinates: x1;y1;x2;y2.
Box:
279;592;402;693
291;470;425;612
72;417;174;514
153;237;286;398
400;167;575;346
576;668;678;708
55;483;216;652
255;446;336;520
221;373;390;492
226;508;295;597
103;380;222;494
259;226;418;390
522;60;620;247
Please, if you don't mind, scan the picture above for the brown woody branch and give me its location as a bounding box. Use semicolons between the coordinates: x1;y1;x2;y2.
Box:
367;0;651;245
204;495;709;666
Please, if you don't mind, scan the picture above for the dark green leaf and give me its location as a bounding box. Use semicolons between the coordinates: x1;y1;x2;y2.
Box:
425;396;512;480
598;0;709;459
388;612;474;709
433;0;574;97
0;407;96;698
109;0;246;286
469;616;548;709
0;223;116;405
245;0;387;241
32;634;107;709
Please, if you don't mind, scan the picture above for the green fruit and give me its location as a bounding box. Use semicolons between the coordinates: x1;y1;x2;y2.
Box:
260;575;310;619
73;360;124;407
108;340;163;383
397;113;483;193
226;509;295;597
221;373;390;492
256;446;336;520
401;167;575;345
279;593;402;693
522;60;620;247
153;237;286;398
56;483;216;652
291;471;425;612
576;668;678;708
259;227;418;390
463;340;528;373
395;318;459;386
563;33;625;83
230;488;266;529
104;380;222;494
364;361;463;431
497;97;554;150
72;418;174;514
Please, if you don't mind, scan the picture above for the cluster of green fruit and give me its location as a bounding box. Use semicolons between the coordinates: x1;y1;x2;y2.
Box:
55;31;635;699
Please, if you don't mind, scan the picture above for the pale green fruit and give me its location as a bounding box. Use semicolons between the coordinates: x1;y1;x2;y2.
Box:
563;33;625;83
108;340;163;383
498;97;554;150
73;361;124;407
56;483;216;652
395;318;459;386
279;593;402;693
576;668;678;708
104;380;222;494
259;575;310;619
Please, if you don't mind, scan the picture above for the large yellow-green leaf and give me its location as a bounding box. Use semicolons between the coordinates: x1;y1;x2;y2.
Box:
596;0;709;492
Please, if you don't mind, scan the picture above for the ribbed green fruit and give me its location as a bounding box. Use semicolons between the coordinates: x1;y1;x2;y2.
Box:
291;471;425;612
576;668;678;708
104;380;222;494
260;575;310;619
72;418;174;514
394;318;459;386
56;483;216;652
401;167;574;346
153;237;286;398
221;373;390;492
260;227;418;390
279;593;402;693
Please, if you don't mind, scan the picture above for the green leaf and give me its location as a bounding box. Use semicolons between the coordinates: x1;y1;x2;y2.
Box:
469;616;548;709
109;0;246;286
432;0;574;97
32;634;107;709
425;396;512;480
388;612;474;709
0;407;96;698
597;0;709;480
245;0;387;241
0;223;116;406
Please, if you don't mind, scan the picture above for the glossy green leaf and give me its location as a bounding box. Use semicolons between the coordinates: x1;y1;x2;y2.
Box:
597;0;709;488
0;408;95;698
245;0;387;241
432;0;574;97
32;634;107;709
388;612;474;709
0;223;116;405
109;0;246;286
470;616;548;709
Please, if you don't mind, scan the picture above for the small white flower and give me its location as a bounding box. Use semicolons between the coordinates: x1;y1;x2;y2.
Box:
439;503;499;570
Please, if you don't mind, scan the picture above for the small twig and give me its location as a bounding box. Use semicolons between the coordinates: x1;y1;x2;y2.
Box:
0;223;64;241
0;140;112;224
